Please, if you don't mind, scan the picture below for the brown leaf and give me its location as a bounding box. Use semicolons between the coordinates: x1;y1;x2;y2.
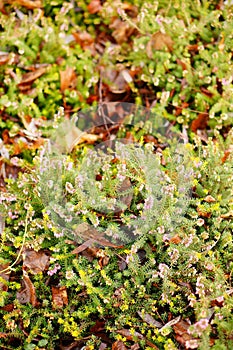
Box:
200;86;214;98
102;68;132;94
112;341;128;350
137;311;163;328
197;207;211;218
0;53;9;65
89;320;106;333
0;263;10;292
169;234;182;244
16;271;37;306
220;210;233;219
204;195;216;203
73;224;123;249
147;32;173;58
87;0;102;14
18;67;46;86
52;286;68;309
173;319;194;347
191;113;209;133
23;249;50;274
110;19;136;44
116;329;159;349
72;31;96;55
8;0;42;9
60;66;77;92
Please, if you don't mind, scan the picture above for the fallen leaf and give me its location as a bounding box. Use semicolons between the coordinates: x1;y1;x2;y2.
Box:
169;234;182;244
8;0;42;9
60;66;77;92
200;86;214;98
72;31;96;55
112;340;128;350
204;195;216;203
52;286;68;309
110;18;136;44
18;67;46;86
23;249;50;274
0;52;9;65
147;31;173;58
130;345;140;350
73;224;123;248
102;67;132;94
116;329;158;349
16;270;37;306
0;263;10;291
191;113;209;133
197;207;211;218
137;311;163;328
87;0;102;14
220;210;233;219
172;319;193;347
89;320;106;333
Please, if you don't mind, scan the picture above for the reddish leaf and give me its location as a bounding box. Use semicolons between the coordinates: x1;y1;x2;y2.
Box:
16;271;37;306
191;113;209;133
60;66;77;92
200;87;214;98
23;249;50;274
176;59;187;71
18;67;46;86
169;234;182;244
87;0;102;14
0;303;14;312
52;286;68;309
112;340;128;350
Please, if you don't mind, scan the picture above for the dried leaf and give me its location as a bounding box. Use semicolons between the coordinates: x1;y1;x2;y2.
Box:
18;67;46;86
102;68;132;94
200;86;214;98
52;286;68;309
7;0;42;9
72;31;96;55
87;0;102;14
60;66;77;92
197;207;211;218
147;32;173;58
0;52;9;65
172;318;195;347
116;329;158;349
16;271;37;306
169;234;182;244
137;311;163;328
110;19;135;44
112;340;128;350
220;210;233;219
89;320;105;333
73;224;123;248
191;113;209;133
204;195;216;203
23;249;50;274
0;263;10;291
